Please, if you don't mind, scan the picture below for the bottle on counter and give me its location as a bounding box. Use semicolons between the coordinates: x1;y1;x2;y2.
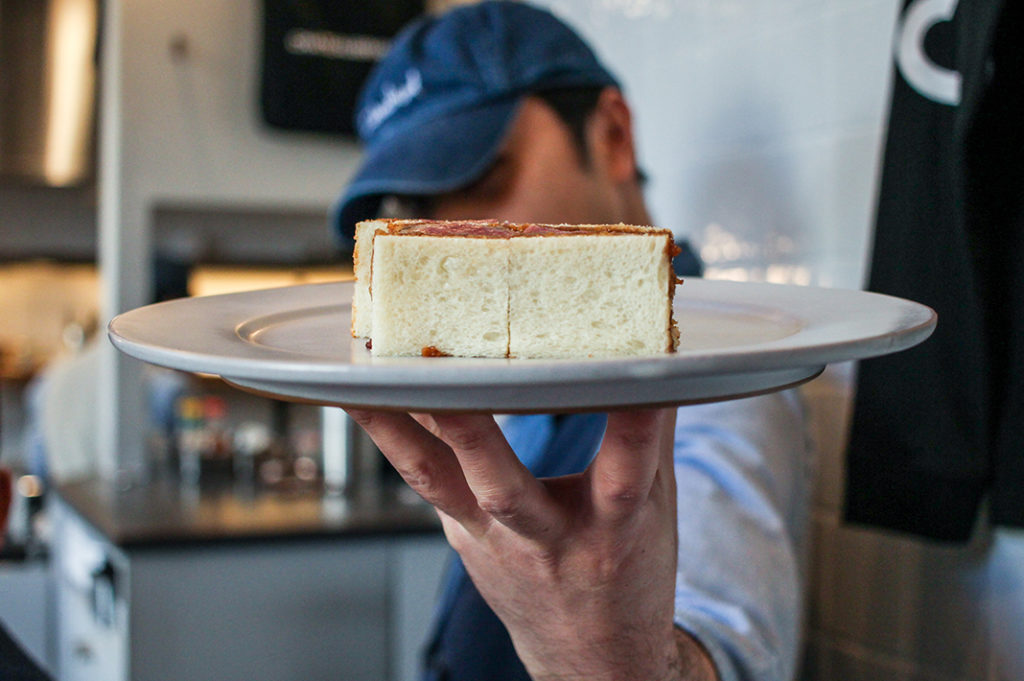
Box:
201;396;234;485
175;394;235;487
232;420;271;490
176;396;205;487
290;427;321;486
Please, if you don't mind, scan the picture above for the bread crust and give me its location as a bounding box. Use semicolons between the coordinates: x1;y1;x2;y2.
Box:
371;218;674;239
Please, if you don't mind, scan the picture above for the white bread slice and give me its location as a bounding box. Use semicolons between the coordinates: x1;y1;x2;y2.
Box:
356;219;679;358
508;230;674;358
369;232;510;357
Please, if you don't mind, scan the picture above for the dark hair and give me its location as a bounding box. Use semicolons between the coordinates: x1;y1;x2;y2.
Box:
536;86;647;184
533;86;605;167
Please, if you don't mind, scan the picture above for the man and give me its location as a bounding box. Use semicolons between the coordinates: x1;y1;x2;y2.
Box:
333;3;811;680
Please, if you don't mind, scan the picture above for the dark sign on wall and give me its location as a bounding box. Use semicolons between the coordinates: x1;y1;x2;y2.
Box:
260;1;425;136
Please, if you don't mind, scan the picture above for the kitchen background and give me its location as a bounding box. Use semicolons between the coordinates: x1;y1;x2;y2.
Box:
0;0;1017;680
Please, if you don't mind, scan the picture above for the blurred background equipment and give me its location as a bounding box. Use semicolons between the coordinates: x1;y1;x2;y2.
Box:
0;0;99;187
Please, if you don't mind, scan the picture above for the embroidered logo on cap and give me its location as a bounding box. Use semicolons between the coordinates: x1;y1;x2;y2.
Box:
360;69;424;135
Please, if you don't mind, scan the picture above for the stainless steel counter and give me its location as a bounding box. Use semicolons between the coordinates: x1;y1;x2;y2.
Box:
55;477;441;549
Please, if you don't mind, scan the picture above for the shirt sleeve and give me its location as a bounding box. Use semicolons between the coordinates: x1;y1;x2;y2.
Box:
671;390;813;681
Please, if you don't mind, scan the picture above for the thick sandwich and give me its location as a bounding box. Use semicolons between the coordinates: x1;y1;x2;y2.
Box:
352;219;680;358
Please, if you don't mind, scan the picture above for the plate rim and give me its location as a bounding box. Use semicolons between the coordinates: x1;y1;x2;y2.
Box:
107;278;937;390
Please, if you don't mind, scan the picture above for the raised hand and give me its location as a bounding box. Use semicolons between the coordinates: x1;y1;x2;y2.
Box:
346;407;717;681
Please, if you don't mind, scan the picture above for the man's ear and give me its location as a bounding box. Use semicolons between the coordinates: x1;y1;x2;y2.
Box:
586;87;639;185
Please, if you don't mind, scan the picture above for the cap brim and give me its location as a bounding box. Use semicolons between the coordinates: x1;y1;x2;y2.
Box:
332;96;522;244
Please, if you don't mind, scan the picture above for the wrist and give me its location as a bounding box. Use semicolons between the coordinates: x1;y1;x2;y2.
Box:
525;626;718;681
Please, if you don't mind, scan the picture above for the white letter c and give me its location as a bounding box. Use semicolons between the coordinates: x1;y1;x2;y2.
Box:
895;0;962;106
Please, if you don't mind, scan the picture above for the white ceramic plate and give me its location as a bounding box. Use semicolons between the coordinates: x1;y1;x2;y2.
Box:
108;279;936;412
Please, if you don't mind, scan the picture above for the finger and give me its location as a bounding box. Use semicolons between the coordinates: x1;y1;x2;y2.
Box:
428;413;563;539
409;412;441;437
344;408;488;531
587;408;676;522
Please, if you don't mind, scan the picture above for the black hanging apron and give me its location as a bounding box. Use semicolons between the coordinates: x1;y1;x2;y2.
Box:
845;0;1024;542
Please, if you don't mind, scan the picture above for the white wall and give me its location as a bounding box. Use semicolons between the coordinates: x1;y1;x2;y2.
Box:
542;0;892;291
538;1;1019;680
97;0;362;476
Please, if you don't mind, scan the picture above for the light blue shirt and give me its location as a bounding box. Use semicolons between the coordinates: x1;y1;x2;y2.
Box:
668;391;811;681
501;391;812;681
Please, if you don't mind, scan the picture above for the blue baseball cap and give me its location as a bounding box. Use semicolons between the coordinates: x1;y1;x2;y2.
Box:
331;1;620;243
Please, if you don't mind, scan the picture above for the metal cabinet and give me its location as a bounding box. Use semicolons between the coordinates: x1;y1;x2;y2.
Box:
55;567;126;681
50;500;448;681
51;505;127;681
